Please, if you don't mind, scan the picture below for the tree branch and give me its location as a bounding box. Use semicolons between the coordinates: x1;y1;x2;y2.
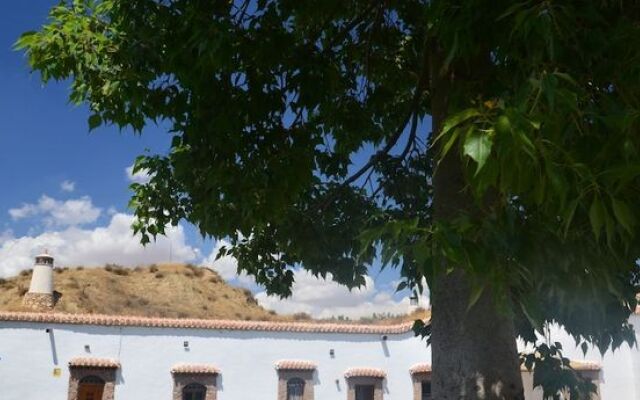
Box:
399;111;419;161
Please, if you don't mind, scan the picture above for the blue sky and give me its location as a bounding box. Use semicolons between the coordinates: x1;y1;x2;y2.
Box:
0;1;428;318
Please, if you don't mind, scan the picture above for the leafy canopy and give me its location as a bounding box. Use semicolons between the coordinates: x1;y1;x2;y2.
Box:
16;0;640;396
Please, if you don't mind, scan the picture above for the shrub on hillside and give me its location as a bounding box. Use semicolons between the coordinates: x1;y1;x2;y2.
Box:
292;312;311;321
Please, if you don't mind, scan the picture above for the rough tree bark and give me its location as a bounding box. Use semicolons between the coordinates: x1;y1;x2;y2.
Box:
429;46;525;400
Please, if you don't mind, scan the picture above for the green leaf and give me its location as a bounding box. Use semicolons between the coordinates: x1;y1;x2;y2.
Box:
436;108;481;140
467;282;485;311
611;198;634;234
439;127;462;159
463;129;493;174
88;114;102;131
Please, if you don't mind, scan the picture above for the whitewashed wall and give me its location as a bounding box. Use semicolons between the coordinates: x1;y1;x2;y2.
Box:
0;316;638;399
0;321;429;400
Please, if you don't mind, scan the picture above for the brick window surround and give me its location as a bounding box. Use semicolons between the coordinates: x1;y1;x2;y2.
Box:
67;360;118;400
276;360;316;400
409;364;432;400
344;369;386;400
171;365;219;400
411;372;431;400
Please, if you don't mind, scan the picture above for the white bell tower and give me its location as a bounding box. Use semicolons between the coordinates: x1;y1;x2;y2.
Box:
23;251;56;310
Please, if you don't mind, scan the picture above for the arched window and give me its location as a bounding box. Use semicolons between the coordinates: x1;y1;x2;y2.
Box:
286;377;305;400
182;382;207;400
77;375;105;400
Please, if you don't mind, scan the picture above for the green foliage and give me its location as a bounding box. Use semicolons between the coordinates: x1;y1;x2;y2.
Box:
521;343;597;400
17;0;640;396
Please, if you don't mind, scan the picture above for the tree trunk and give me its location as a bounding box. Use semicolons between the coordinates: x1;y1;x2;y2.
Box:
429;47;524;400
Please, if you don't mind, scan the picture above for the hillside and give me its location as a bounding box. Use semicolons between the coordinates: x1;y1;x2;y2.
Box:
0;263;285;321
0;263;430;324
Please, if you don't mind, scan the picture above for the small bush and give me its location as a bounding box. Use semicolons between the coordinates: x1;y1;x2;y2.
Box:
183;271;194;278
192;268;204;278
112;268;129;276
268;310;277;316
104;265;113;272
208;276;219;284
242;289;258;305
19;269;32;277
0;278;7;285
67;280;80;289
137;298;150;306
17;285;28;296
292;312;312;321
76;266;84;271
55;268;64;274
155;272;164;279
149;264;159;273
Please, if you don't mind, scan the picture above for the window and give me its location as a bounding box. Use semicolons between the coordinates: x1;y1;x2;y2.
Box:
276;360;315;400
355;384;375;400
68;358;118;400
183;383;207;400
171;364;219;400
77;376;105;400
421;381;432;400
344;368;385;400
287;378;305;400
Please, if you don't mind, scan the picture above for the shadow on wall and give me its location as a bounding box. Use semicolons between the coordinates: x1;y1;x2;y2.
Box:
48;328;59;365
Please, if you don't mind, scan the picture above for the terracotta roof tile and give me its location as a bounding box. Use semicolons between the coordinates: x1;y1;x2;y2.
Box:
171;364;220;374
0;311;413;335
69;357;120;369
409;363;432;374
569;360;601;371
520;360;601;372
344;367;386;379
275;360;317;371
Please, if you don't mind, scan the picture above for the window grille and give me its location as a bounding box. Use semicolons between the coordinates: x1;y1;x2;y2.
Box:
355;384;375;400
287;377;305;400
422;381;432;400
183;383;206;400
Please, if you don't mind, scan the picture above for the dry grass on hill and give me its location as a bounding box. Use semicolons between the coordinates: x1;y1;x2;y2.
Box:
0;263;430;325
0;263;284;321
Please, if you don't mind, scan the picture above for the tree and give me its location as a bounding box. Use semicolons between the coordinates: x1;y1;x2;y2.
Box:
16;1;640;398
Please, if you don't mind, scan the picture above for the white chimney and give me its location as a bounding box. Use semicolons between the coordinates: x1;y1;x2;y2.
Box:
23;251;56;310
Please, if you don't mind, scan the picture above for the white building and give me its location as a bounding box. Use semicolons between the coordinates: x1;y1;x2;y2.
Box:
0;254;638;400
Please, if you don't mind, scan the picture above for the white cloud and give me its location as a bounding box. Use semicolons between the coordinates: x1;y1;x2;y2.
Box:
255;270;427;319
125;165;152;184
8;195;101;227
202;240;256;287
60;180;76;192
201;242;428;318
0;213;199;278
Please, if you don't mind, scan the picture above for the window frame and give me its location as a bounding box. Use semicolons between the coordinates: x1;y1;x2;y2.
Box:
172;372;218;400
346;376;384;400
410;371;431;400
182;382;208;400
277;369;315;400
68;366;117;400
